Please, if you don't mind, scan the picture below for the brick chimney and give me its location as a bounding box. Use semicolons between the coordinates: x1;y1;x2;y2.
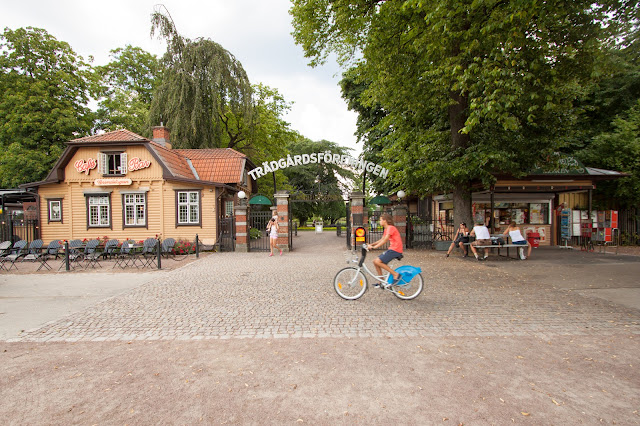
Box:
152;124;171;149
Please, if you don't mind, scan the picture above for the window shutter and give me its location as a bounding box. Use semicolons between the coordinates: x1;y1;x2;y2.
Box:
99;153;107;175
120;153;127;174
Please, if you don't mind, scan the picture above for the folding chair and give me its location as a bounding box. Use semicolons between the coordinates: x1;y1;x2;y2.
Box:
0;241;12;271
83;239;103;269
161;238;176;259
22;239;44;262
37;240;61;271
59;239;83;270
2;240;27;271
101;239;119;260
140;238;159;268
113;240;135;269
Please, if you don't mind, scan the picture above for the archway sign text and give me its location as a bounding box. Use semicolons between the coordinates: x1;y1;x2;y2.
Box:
248;152;389;180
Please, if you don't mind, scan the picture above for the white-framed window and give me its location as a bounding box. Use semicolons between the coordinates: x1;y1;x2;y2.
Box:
124;193;146;227
225;200;234;217
99;152;127;176
48;199;62;222
177;191;200;225
88;195;110;227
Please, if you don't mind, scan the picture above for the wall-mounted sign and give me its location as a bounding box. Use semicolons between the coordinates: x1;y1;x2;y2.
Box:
247;152;389;180
75;158;97;175
94;178;132;186
128;157;151;171
355;226;366;243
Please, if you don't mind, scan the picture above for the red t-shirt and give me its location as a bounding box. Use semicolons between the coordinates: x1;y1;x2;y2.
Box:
384;225;403;253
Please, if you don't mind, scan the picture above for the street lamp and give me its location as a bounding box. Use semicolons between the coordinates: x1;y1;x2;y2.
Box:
397;190;406;200
238;190;246;206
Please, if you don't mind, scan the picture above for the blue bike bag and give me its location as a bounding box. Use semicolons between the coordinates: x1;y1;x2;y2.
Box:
387;265;422;285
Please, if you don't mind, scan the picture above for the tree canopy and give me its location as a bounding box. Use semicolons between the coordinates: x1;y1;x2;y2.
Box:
0;27;98;187
292;0;639;224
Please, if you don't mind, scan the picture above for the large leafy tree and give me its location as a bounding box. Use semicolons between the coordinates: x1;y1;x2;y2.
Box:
282;138;354;224
148;8;254;150
95;45;161;136
292;0;637;226
0;27;97;187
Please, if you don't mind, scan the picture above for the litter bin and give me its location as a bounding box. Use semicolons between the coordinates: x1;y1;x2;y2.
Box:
315;221;323;233
527;231;540;248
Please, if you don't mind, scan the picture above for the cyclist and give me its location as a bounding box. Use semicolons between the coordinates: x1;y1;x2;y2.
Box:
368;213;403;287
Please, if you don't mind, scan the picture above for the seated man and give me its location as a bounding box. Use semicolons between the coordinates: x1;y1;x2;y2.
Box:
469;219;492;261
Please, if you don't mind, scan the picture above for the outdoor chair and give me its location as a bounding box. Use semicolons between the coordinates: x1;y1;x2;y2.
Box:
113;240;136;269
101;239;119;260
83;239;103;269
22;239;44;262
140;238;159;268
59;239;84;270
2;240;27;271
161;238;176;259
36;240;62;271
0;241;13;271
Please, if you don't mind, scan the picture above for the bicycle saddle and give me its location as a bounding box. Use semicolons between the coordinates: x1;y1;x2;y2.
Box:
396;254;403;261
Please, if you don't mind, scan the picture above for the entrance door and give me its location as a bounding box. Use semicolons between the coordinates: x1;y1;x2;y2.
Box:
249;210;272;251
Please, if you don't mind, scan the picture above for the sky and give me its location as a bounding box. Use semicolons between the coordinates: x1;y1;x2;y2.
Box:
0;0;361;155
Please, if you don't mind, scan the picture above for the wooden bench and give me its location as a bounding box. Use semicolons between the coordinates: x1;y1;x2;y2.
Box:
464;236;528;260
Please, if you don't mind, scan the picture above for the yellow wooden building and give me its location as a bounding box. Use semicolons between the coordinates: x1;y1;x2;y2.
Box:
22;127;255;244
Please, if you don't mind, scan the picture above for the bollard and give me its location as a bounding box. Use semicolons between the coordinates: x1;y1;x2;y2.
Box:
65;241;70;271
157;239;161;269
195;234;199;258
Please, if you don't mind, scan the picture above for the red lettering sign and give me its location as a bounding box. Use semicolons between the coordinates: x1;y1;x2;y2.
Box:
128;157;151;171
74;158;97;175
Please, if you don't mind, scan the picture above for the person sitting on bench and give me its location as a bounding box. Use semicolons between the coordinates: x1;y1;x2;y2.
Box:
469;219;491;261
446;222;469;257
502;221;532;259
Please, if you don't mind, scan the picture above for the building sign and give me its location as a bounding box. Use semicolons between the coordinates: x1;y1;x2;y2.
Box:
75;158;97;175
355;227;366;243
128;157;151;171
247;152;389;180
94;178;132;186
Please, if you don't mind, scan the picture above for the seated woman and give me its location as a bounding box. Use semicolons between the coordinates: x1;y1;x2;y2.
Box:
446;222;469;257
502;221;532;259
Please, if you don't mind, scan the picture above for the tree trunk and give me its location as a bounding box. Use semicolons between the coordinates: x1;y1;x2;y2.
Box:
449;91;473;228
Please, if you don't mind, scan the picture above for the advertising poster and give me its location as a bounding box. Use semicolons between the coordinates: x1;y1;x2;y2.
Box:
530;203;543;224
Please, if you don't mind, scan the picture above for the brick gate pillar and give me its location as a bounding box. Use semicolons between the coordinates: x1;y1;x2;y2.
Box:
234;204;249;252
349;192;368;247
392;203;408;246
274;190;290;252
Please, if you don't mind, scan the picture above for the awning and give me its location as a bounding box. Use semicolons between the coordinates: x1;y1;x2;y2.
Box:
249;195;272;205
370;195;391;205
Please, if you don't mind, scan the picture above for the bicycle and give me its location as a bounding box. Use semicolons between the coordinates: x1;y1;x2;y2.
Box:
334;243;424;300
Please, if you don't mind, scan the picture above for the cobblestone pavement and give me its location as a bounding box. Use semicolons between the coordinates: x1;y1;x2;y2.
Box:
10;232;640;342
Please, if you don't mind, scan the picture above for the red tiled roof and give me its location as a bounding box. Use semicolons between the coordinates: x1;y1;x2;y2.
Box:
149;143;196;180
175;148;247;184
71;129;148;143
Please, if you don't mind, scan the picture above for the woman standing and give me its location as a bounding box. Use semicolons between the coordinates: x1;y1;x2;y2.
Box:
267;213;283;257
446;222;470;257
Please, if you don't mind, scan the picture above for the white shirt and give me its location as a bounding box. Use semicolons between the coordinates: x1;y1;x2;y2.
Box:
509;229;526;242
473;225;491;240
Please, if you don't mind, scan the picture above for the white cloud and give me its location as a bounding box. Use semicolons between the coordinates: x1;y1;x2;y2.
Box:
0;0;361;155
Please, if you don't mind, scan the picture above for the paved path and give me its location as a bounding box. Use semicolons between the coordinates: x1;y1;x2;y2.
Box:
1;232;639;424
6;232;639;342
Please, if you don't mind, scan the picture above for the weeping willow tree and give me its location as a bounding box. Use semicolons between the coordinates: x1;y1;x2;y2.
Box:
149;7;254;149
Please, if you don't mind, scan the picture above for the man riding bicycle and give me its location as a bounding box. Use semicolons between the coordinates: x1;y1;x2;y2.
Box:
368;213;403;287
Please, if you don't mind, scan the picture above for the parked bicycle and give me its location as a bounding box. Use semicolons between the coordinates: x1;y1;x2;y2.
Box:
334;243;424;300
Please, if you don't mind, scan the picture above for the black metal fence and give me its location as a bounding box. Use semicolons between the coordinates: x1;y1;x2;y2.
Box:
618;208;640;245
0;213;39;243
406;214;454;249
250;210;272;252
217;216;235;252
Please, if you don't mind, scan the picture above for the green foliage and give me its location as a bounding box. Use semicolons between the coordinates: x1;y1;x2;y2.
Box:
149;8;254;150
294;0;638;222
95;45;161;136
249;228;263;239
0;27;97;187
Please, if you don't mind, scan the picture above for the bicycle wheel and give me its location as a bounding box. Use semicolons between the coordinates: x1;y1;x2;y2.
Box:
334;267;368;300
393;273;424;300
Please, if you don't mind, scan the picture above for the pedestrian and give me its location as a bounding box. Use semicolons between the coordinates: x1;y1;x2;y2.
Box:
446;222;470;257
267;213;282;256
368;213;403;287
469;219;492;261
502;221;532;259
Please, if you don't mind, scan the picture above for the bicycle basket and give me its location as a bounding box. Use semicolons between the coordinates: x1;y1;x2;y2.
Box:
387;265;422;285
